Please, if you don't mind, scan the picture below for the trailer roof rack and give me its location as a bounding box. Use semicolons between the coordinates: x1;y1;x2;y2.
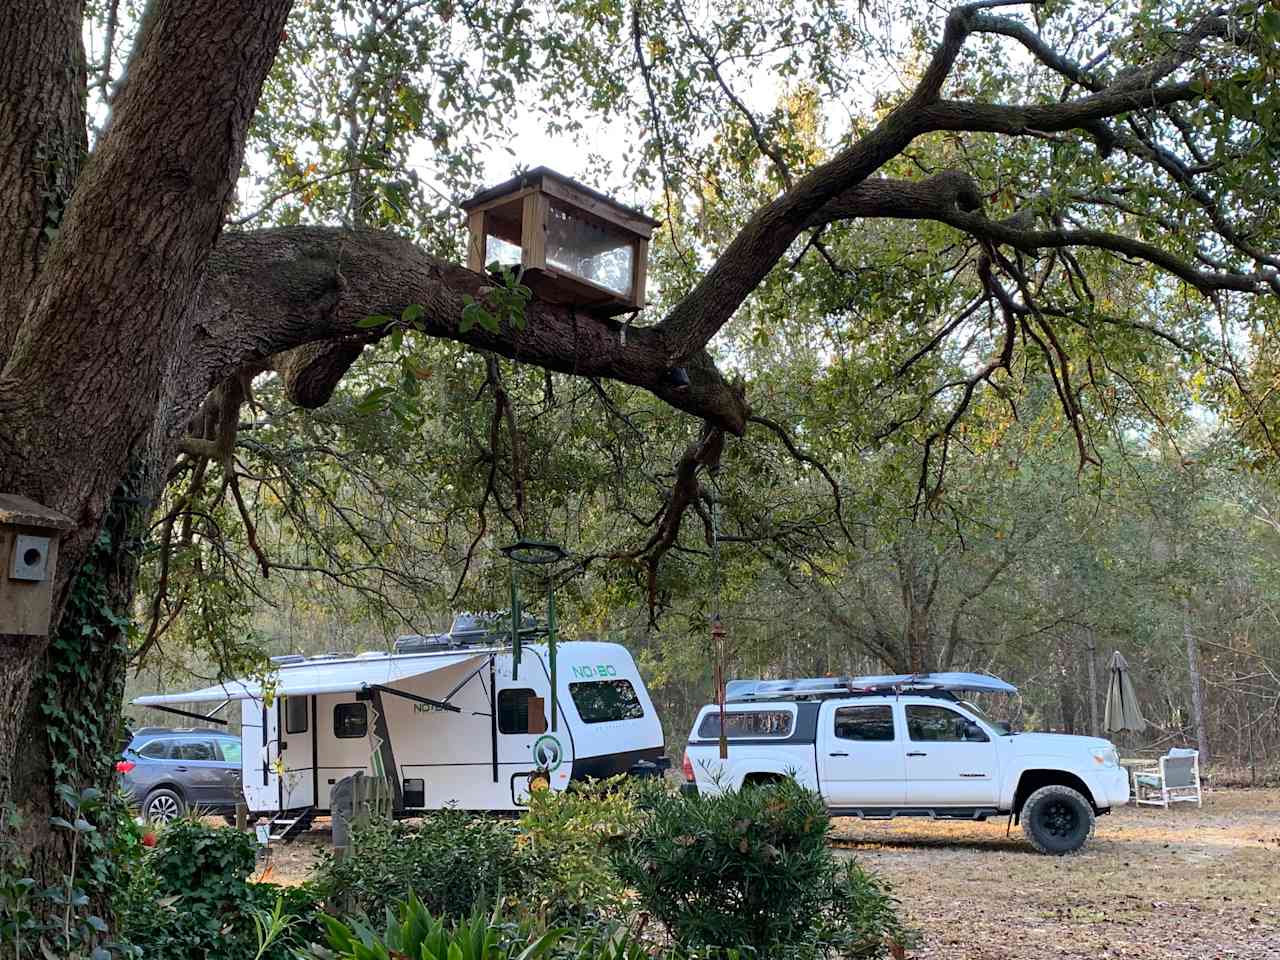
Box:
724;671;1016;703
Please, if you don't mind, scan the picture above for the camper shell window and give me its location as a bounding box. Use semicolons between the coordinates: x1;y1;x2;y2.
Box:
498;688;547;734
569;679;644;724
285;695;308;735
333;702;367;739
697;709;794;739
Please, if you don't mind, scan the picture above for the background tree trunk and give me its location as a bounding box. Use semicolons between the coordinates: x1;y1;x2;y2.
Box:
1183;598;1211;763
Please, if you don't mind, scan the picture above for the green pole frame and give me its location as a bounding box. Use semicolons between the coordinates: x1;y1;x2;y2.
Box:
548;588;558;732
509;560;521;681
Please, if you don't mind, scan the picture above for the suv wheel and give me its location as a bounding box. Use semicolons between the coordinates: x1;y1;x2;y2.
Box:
143;788;185;825
1021;784;1095;855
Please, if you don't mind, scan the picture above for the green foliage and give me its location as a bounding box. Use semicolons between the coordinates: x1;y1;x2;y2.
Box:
304;894;565;960
613;779;902;957
0;789;139;959
516;777;648;922
116;817;324;960
312;812;525;921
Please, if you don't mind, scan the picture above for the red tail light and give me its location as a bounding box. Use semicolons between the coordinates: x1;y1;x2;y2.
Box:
115;760;135;774
681;749;695;783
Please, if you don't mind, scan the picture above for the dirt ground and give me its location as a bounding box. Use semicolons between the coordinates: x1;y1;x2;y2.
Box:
831;788;1280;960
255;788;1279;958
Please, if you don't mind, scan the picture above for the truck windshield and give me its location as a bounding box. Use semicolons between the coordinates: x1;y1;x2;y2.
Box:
958;699;1013;735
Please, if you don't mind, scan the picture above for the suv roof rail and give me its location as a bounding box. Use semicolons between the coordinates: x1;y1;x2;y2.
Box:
130;726;228;736
725;671;1016;702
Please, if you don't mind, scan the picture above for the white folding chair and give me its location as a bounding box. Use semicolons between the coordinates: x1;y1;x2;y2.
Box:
1132;748;1202;808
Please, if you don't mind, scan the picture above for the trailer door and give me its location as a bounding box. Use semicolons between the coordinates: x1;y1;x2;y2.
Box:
279;694;315;810
241;699;281;813
496;658;561;804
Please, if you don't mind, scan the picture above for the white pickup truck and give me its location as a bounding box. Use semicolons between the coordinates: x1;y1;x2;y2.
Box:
681;672;1130;854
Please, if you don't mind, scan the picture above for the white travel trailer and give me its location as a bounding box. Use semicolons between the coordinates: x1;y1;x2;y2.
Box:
131;636;667;824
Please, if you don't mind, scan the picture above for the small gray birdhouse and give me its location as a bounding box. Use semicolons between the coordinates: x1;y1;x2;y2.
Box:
460;167;659;316
0;493;73;636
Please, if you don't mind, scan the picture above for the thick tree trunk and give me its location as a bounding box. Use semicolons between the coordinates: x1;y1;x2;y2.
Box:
0;0;293;882
0;0;87;355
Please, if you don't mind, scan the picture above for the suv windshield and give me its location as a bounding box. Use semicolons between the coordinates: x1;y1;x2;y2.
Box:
957;699;1013;735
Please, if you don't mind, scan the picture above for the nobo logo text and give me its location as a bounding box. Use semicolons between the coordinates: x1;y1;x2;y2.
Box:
570;664;618;679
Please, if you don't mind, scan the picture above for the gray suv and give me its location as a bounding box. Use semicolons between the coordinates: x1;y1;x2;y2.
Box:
119;727;243;823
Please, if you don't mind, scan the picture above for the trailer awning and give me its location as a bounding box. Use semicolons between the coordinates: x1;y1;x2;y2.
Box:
132;650;493;706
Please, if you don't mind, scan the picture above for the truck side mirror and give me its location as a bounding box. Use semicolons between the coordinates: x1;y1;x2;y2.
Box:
963;722;988;742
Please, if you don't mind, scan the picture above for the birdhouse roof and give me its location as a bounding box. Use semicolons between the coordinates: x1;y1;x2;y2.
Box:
459;166;661;231
0;494;74;530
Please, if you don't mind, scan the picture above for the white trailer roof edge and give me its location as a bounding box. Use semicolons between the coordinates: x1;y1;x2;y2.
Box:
132;649;496;706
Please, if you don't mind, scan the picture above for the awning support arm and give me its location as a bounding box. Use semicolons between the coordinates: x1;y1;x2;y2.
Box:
363;684;461;714
442;662;487;704
139;704;230;726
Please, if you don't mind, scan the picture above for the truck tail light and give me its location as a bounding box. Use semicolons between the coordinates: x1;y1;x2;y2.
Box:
681;749;695;782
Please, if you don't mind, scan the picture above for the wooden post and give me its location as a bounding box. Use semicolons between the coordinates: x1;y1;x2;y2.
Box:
235;802;247;831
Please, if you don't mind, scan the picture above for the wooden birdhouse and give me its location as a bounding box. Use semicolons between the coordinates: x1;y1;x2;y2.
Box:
0;493;73;636
460;167;659;316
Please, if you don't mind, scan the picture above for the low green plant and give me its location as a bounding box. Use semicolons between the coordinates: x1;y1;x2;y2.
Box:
517;777;648;922
312;810;524;920
613;778;903;957
302;893;565;960
116;816;324;959
0;789;139;959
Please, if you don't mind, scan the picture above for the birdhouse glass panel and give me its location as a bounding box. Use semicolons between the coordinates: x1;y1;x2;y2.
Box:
485;234;522;270
544;201;635;296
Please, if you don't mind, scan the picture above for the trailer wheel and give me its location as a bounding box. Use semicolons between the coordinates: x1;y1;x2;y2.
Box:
1021;784;1095;855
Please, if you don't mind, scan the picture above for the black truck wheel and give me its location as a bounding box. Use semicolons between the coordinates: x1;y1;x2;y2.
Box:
1021;784;1095;854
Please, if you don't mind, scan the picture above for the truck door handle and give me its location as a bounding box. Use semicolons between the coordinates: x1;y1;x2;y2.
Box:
828;752;849;757
906;752;927;758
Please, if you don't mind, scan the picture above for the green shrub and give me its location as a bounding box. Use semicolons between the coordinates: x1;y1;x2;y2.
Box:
517;777;648;922
312;810;524;920
612;778;902;957
116;816;324;959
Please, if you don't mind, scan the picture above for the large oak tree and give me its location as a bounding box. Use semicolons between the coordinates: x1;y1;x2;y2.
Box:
2;0;1277;882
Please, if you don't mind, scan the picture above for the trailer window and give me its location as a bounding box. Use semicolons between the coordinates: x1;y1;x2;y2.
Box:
697;710;794;739
834;705;895;742
333;702;368;739
498;688;547;734
285;695;308;735
569;679;644;723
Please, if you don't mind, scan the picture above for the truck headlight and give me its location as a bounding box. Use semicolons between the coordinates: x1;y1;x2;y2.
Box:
1091;747;1119;768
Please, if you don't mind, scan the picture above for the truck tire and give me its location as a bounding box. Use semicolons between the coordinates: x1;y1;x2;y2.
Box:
1021;784;1095;855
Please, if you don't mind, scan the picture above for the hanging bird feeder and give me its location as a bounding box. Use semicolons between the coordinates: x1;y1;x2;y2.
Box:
460;167;659;315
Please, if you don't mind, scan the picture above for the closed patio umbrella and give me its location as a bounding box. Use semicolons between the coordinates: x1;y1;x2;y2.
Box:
1104;651;1146;733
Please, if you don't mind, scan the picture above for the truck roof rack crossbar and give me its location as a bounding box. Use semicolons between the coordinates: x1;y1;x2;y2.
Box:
725;672;1016;702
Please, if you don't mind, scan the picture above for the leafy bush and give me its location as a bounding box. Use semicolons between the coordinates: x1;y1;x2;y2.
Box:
312;810;524;920
612;778;902;957
517;777;648;922
116;816;324;959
